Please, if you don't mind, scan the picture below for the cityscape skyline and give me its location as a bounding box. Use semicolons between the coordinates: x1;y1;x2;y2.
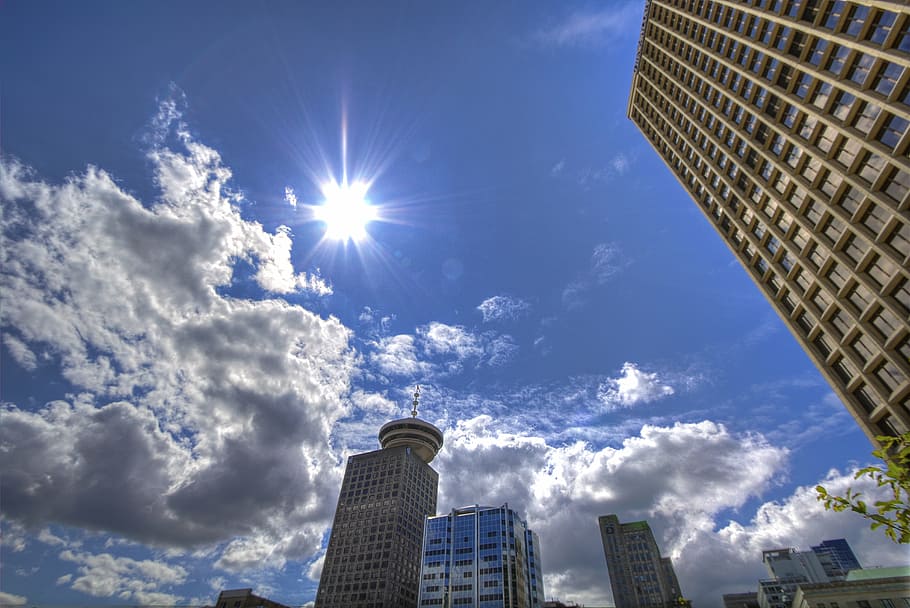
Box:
1;2;907;608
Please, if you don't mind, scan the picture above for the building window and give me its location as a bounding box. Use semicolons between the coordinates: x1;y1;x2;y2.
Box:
877;113;908;150
844;4;870;38
853;101;882;136
872;61;903;98
824;44;850;76
865;10;896;45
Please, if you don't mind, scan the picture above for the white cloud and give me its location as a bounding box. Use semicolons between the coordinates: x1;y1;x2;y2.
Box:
598;362;675;408
419;322;484;359
477;295;531;323
2;333;37;371
610;152;631;175
533;4;643;48
0;592;27;606
0;104;356;571
59;549;187;605
550;159;566;176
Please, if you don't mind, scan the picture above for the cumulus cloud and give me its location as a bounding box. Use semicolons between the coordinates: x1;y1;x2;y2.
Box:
598;362;675;408
0;104;356;572
477;295;531;323
369;334;430;377
433;417;900;607
533;4;643;48
59;550;187;605
284;186;298;208
0;592;27;606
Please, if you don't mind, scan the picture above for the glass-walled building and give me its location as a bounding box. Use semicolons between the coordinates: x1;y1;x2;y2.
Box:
418;504;544;608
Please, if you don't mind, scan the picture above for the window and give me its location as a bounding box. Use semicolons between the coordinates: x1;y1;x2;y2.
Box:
885;221;910;258
844;4;870;38
824;44;850;76
845;53;874;86
793;71;813;99
872;61;903;98
861;203;890;235
842;233;870;265
853;101;882;136
866;10;896;45
877;113;909;150
821;1;845;30
882;167;910;203
811;81;833;109
857;150;886;184
806;37;827;66
834;138;861;169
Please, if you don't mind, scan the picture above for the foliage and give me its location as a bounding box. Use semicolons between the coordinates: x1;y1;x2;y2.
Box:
816;432;910;544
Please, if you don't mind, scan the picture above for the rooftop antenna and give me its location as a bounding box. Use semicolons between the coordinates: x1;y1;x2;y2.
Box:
411;385;420;418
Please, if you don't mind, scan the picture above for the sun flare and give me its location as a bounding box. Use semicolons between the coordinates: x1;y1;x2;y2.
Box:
315;180;378;242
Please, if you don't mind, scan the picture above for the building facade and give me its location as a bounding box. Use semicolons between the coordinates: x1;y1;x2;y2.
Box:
598;514;683;608
810;538;863;579
627;0;910;445
315;389;444;608
214;588;293;608
417;504;545;608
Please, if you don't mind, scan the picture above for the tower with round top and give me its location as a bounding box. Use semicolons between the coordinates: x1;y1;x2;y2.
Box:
377;386;444;463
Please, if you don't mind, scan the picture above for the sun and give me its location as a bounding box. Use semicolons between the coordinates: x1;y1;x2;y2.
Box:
314;180;378;242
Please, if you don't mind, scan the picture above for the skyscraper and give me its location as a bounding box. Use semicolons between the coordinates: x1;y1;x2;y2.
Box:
418;504;545;608
627;0;910;445
598;514;683;608
809;538;862;579
315;388;444;608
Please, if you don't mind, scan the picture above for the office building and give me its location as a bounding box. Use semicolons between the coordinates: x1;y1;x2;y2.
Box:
810;538;863;579
598;514;683;608
627;0;910;445
315;388;444;608
417;504;545;608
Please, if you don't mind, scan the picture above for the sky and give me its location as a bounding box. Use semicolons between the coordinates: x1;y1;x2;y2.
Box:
0;2;906;607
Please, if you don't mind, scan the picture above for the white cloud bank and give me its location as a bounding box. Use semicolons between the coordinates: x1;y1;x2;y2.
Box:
433;417;905;607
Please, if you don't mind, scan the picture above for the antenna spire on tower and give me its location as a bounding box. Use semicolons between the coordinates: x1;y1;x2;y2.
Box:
411;385;420;418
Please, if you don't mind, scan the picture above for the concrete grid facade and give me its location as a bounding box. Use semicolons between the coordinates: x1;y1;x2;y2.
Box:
628;0;910;444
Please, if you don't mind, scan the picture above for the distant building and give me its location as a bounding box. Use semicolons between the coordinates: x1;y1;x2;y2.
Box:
598;514;683;608
315;388;444;608
722;591;760;608
214;588;292;608
627;0;910;445
810;538;862;579
418;504;545;608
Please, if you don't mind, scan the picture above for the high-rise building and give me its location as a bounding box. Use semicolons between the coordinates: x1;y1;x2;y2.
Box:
598;514;683;608
315;388;444;608
627;0;910;445
809;538;862;579
417;504;545;608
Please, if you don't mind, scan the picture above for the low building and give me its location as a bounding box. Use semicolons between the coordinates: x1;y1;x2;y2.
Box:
792;568;910;608
723;591;760;608
214;588;292;608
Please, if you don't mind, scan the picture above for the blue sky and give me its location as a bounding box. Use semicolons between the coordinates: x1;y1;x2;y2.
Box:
0;2;905;607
